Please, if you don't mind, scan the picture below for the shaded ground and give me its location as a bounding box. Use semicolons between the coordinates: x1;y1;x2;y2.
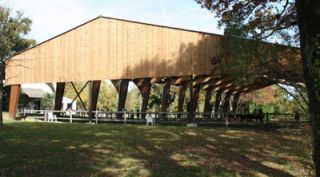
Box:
0;121;314;177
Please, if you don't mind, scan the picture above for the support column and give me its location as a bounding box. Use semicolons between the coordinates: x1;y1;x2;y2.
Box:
160;78;172;113
203;89;213;113
232;93;241;113
9;85;20;118
88;80;101;122
222;92;232;113
112;79;129;118
214;90;222;114
134;79;151;119
54;82;65;111
189;86;201;113
54;82;65;116
178;81;189;113
188;85;201;122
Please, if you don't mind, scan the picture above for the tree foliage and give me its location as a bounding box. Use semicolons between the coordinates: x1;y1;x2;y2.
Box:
97;82;118;111
196;0;298;43
125;86;141;111
0;6;35;126
41;93;55;110
195;0;320;175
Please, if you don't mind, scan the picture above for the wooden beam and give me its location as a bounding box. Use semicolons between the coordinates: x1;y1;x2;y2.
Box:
88;80;101;122
54;82;65;112
70;82;89;111
111;80;121;93
134;78;151;118
160;78;172;113
178;81;189;113
222;92;232;113
9;85;20;118
172;76;190;86
213;82;233;92
214;90;222;114
151;77;165;84
232;93;241;113
112;79;129;118
188;85;201;122
203;88;213;113
202;78;225;90
189;86;201;113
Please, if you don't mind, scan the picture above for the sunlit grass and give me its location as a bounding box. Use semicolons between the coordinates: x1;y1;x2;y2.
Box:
0;120;314;177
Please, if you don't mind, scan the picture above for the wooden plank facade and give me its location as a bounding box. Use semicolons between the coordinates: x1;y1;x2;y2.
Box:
6;16;222;85
6;16;302;119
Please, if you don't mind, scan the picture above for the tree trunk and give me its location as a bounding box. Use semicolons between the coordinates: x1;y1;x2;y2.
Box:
0;82;3;127
0;61;5;127
296;0;320;176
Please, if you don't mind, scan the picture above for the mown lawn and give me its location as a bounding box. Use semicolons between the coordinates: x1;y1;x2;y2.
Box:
0;121;314;177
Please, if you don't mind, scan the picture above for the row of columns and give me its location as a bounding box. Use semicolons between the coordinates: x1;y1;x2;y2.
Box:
8;78;241;119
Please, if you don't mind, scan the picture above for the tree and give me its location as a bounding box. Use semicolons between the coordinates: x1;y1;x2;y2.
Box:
148;84;176;112
41;93;55;110
125;87;141;111
0;6;35;126
97;82;117;111
148;84;162;111
195;0;320;175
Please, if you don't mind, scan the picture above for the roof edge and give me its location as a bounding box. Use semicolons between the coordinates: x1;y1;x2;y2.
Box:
7;16;101;59
7;15;225;60
7;15;299;60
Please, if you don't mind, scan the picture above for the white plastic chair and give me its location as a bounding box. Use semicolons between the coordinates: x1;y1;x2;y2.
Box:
48;112;57;122
146;114;155;126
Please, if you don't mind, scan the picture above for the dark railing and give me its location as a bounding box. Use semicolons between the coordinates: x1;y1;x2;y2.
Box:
19;109;308;125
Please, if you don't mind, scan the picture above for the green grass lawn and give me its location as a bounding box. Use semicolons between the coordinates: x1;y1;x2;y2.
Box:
0;121;314;177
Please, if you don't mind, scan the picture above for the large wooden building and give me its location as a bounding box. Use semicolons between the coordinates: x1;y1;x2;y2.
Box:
5;16;301;118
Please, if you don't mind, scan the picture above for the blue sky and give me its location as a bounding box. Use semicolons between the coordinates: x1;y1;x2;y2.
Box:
1;0;223;90
2;0;223;43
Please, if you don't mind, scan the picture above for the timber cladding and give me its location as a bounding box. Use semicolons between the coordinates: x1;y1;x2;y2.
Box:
5;16;222;85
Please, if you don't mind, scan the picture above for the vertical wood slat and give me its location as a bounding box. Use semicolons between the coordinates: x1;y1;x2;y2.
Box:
5;17;222;85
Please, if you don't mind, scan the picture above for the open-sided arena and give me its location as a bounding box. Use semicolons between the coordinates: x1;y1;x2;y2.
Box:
6;16;302;123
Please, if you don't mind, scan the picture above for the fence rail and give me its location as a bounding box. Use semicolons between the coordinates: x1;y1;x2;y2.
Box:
18;109;308;125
